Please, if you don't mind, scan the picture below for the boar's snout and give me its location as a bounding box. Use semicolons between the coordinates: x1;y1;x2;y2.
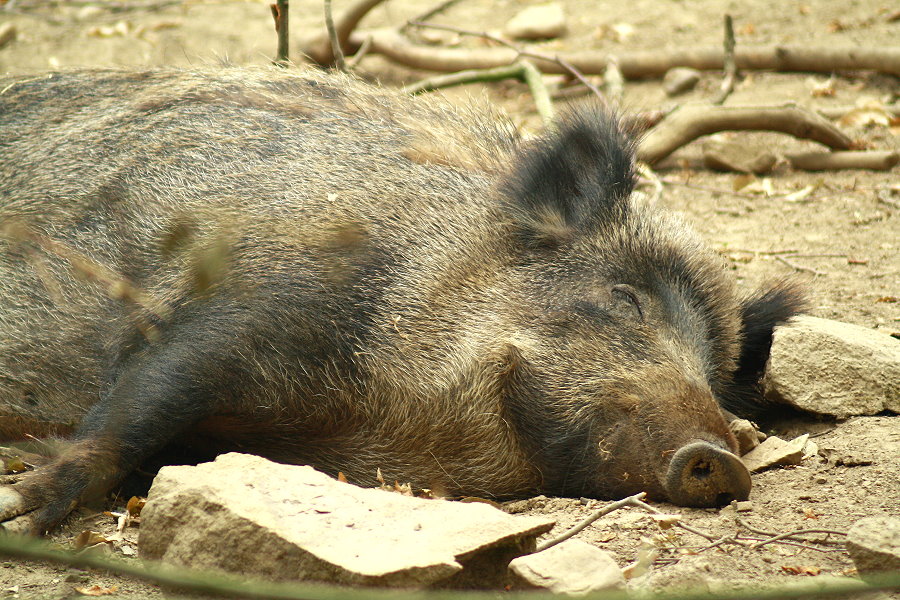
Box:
664;441;750;507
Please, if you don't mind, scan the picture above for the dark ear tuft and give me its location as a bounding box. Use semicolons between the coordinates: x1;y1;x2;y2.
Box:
720;279;807;416
501;105;635;248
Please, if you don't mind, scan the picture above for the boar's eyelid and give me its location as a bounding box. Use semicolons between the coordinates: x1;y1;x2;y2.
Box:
611;284;644;322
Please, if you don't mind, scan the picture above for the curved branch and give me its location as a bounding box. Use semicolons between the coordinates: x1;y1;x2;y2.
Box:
636;105;852;166
301;0;386;65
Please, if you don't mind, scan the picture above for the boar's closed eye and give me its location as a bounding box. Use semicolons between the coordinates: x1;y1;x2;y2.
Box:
611;284;644;322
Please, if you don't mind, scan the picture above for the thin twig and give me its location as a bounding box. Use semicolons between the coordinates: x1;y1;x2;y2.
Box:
535;492;646;552
402;0;463;32
270;0;290;67
324;0;346;71
408;21;606;104
346;34;373;69
752;529;847;549
3;534;899;600
736;516;847;547
631;498;720;542
604;55;624;105
403;61;554;125
775;255;827;276
712;14;737;105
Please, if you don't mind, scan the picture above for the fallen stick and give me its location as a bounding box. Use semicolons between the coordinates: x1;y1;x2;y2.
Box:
534;492;646;553
787;150;899;171
636;104;852;165
301;0;386;65
348;30;900;77
403;61;555;125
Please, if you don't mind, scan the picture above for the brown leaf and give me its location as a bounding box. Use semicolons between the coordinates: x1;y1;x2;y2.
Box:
73;531;111;550
126;496;146;518
337;471;348;483
781;565;822;576
75;585;119;596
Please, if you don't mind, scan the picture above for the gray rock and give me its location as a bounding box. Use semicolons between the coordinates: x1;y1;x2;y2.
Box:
702;139;777;173
847;516;900;576
741;434;808;473
508;539;624;595
140;453;554;588
729;418;763;455
662;67;701;96
504;4;567;40
764;316;900;417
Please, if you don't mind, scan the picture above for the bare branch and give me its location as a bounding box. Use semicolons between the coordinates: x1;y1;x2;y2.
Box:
712;14;736;105
637;104;852;165
351;30;900;77
324;0;346;71
301;0;386;66
535;492;647;552
787;151;899;171
270;0;290;67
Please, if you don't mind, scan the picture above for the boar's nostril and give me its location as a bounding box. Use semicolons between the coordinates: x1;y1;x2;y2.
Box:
691;461;712;480
665;441;751;507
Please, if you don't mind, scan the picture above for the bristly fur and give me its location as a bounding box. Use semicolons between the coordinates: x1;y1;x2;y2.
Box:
500;106;636;247
720;279;807;416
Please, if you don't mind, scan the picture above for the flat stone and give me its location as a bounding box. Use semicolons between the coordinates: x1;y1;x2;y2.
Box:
702;139;777;174
763;316;900;417
508;539;624;595
741;434;808;473
504;4;567;40
847;516;900;576
139;453;555;588
663;67;701;96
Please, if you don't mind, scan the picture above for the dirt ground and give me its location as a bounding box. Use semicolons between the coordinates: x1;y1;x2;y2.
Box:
0;0;898;598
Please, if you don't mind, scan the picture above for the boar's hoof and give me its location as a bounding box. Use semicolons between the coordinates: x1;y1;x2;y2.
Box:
665;441;751;507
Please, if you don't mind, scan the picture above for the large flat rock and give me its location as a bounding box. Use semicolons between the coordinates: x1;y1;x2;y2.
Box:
139;453;555;588
508;539;624;595
763;316;900;417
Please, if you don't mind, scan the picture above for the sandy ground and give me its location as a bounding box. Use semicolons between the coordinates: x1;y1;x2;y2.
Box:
0;0;898;597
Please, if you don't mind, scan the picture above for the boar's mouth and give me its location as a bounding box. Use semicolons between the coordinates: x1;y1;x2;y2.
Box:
663;441;751;507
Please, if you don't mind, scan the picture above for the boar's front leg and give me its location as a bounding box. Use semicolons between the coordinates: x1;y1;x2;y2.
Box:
0;308;254;535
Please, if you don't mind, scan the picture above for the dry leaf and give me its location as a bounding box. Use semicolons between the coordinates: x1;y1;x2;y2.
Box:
73;531;111;550
838;103;893;128
75;584;119;596
783;185;816;202
781;565;822;576
808;77;836;97
623;537;659;579
126;496;146;518
375;467;384;485
86;21;131;38
2;456;26;474
732;173;756;192
734;175;775;196
337;471;348;483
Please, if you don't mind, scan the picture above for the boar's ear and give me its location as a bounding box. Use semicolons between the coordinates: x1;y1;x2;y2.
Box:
720;280;806;416
501;106;635;248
